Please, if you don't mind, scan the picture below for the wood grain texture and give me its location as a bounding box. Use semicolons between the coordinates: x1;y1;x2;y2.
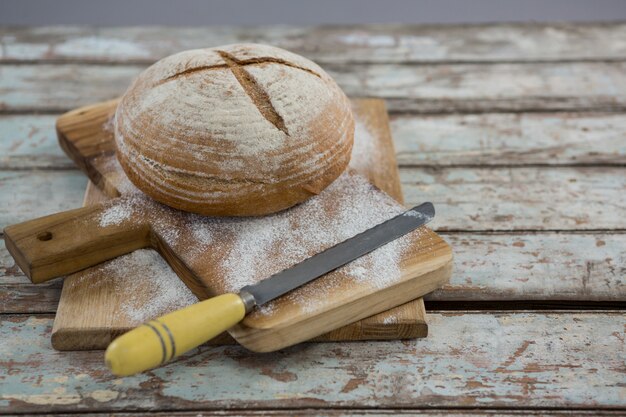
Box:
433;232;626;303
4;112;626;170
0;237;62;313
391;112;626;167
0;170;86;229
45;98;442;350
3;203;153;284
0;235;62;314
2;23;626;64
402;167;626;231
54;412;626;417
0;115;74;169
4;62;626;113
3;230;625;314
1;312;624;413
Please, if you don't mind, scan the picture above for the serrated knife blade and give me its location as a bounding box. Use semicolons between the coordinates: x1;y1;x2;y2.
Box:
240;202;435;306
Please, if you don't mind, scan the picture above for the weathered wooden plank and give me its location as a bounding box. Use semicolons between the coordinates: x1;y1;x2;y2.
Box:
402;167;626;231
0;170;86;229
3;112;626;169
0;239;61;312
2;23;626;64
87;411;626;416
0;281;60;314
342;62;626;113
1;313;623;413
0;238;61;313
0;238;21;284
0;64;141;112
3;231;624;314
433;232;626;303
391;112;626;166
3;62;626;113
1;167;623;232
0;115;73;169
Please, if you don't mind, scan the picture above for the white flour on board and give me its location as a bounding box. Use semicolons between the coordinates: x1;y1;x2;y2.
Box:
99;204;133;227
70;249;197;324
90;112;423;320
349;118;378;174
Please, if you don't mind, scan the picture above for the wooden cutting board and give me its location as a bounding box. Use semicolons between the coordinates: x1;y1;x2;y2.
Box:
5;98;453;352
51;99;432;350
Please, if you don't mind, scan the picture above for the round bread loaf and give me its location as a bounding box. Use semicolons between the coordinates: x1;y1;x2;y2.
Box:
114;43;354;216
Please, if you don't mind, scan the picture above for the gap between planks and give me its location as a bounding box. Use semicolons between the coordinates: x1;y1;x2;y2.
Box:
2;406;623;416
4;57;626;65
24;409;626;416
7;308;626;318
7;107;626;117
3;164;626;172
426;303;626;311
6;106;626;117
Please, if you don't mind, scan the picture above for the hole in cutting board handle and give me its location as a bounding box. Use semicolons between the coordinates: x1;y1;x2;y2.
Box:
37;231;53;241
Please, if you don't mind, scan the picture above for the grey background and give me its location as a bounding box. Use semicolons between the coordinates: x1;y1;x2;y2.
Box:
1;0;626;26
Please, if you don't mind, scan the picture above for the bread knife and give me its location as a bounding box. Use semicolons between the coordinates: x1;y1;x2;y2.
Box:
105;202;435;376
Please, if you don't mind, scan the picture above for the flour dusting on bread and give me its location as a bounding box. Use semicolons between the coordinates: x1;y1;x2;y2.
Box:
114;43;355;216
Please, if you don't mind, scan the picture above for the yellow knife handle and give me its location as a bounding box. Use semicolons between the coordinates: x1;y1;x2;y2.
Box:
105;293;247;376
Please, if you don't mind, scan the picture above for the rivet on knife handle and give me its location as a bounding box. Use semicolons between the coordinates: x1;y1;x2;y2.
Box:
105;292;250;376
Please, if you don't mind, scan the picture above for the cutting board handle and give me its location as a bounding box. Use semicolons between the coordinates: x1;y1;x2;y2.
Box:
3;203;151;284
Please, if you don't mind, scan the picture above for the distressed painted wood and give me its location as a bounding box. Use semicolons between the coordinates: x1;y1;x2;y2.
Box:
0;115;73;169
343;62;626;113
3;23;626;64
1;238;26;285
4;62;626;113
71;412;626;417
391;112;626;166
2;167;624;232
2;22;626;416
0;170;86;230
3;231;625;314
432;232;626;303
3;112;626;169
0;64;141;112
0;312;624;413
0;239;62;313
402;167;626;231
0;280;60;314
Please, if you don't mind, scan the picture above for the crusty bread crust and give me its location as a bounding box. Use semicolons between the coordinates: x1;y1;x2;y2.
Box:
114;43;354;216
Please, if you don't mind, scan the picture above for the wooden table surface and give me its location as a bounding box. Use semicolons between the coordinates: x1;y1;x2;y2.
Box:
0;22;625;416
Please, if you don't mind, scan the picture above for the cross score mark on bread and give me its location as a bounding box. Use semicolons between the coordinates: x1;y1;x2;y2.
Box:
115;44;354;216
156;50;323;136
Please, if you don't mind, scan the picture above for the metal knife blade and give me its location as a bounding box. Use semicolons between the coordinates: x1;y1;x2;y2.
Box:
240;202;435;308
